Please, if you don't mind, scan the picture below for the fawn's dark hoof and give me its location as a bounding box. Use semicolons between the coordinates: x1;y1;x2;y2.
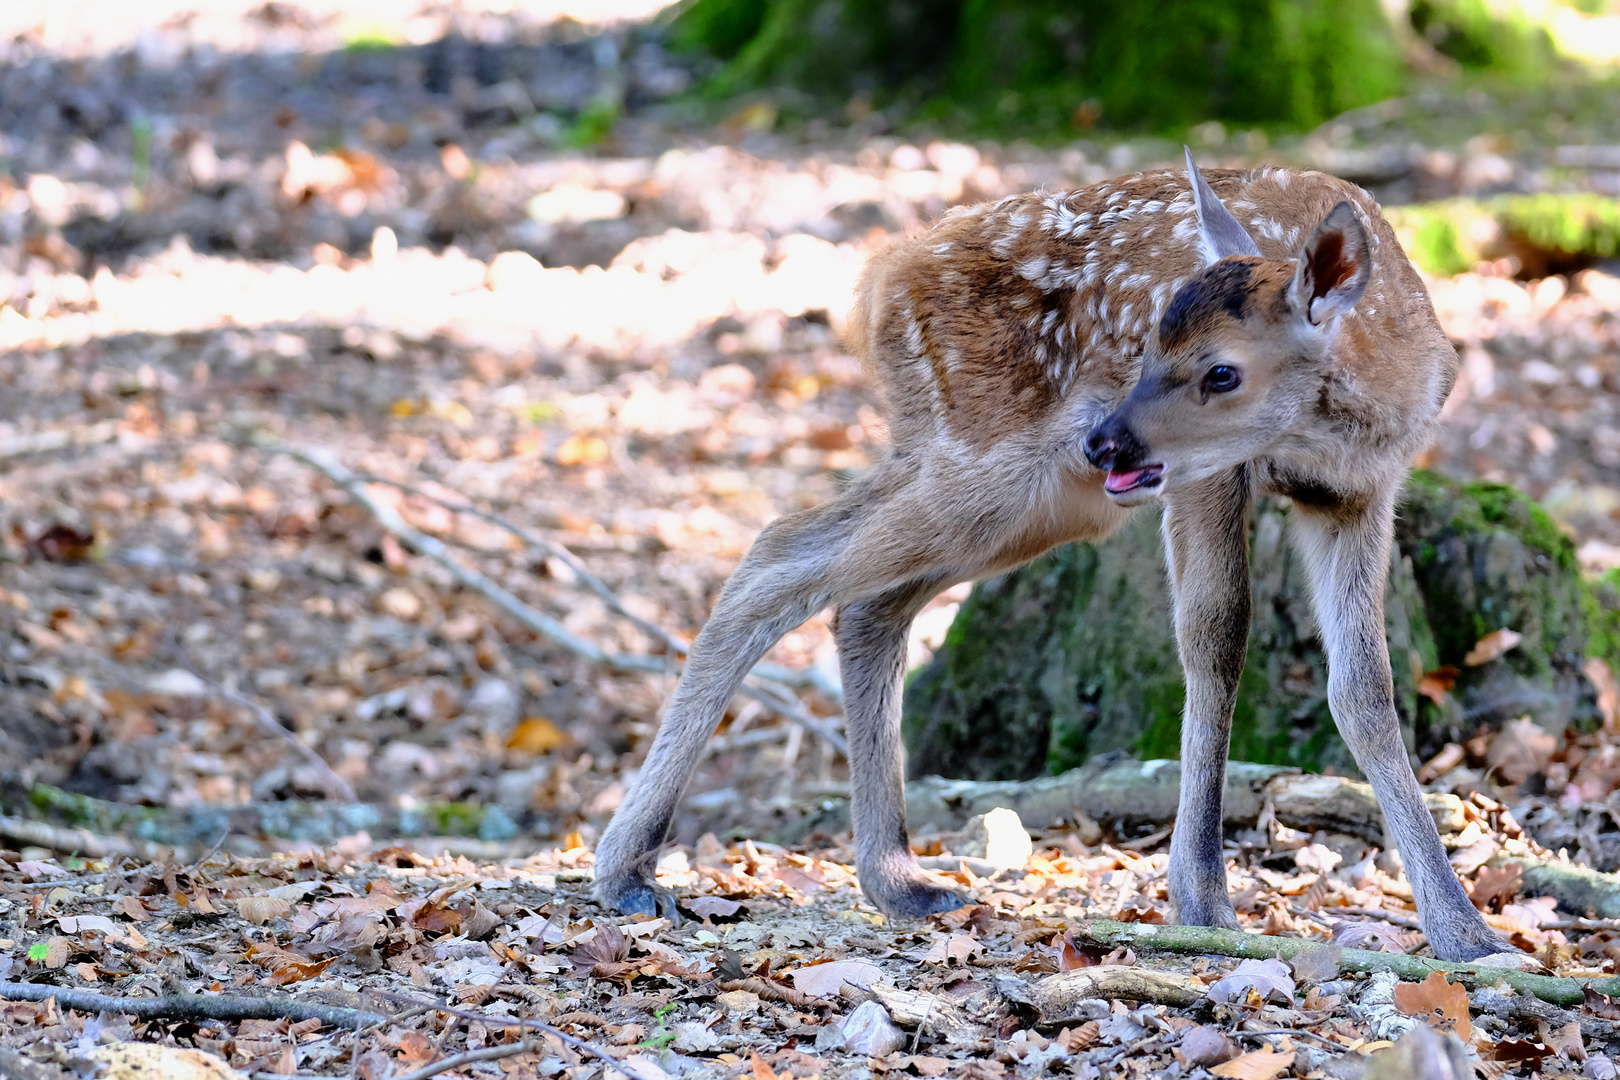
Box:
594;875;681;922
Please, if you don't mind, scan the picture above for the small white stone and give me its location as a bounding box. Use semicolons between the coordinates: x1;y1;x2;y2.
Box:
837;1000;906;1057
983;807;1033;872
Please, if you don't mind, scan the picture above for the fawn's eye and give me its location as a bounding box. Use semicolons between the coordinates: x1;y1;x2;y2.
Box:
1202;364;1242;395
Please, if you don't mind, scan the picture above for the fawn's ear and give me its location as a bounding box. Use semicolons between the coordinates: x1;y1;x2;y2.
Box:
1289;201;1371;326
1186;147;1261;264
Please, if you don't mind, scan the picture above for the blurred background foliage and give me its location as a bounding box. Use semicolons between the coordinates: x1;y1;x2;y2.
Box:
665;0;1615;136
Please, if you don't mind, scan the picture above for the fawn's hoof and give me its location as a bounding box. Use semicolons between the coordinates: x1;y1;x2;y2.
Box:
594;875;681;922
869;878;968;919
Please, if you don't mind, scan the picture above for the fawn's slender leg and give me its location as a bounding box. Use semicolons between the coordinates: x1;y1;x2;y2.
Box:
1291;492;1503;961
593;498;864;917
1162;467;1252;929
834;573;960;917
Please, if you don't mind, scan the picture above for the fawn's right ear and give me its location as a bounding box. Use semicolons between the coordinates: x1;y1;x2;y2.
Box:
1288;201;1371;327
1186;147;1261;265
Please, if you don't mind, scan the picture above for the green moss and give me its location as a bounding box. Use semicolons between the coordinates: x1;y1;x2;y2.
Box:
1500;193;1620;262
1409;0;1561;76
1387;194;1620;278
1590;569;1620;673
670;0;1407;136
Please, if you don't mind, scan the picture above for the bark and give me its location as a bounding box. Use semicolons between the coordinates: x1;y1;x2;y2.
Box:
903;472;1605;780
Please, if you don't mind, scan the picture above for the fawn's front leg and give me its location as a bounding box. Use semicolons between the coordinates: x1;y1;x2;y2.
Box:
834;575;965;918
1162;469;1252;930
1293;495;1503;962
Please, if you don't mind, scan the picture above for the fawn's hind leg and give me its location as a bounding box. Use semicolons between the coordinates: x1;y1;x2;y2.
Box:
833;573;962;917
593;477;970;918
1163;468;1252;930
592;501;853;917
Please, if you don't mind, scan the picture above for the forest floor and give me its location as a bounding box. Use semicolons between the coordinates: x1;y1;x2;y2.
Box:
6;2;1620;1078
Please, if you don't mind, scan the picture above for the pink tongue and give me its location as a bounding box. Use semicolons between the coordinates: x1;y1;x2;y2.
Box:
1105;469;1149;493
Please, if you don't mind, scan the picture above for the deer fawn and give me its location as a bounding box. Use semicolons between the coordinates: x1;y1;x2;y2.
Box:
595;150;1505;962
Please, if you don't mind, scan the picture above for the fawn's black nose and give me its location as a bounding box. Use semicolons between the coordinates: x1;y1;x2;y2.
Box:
1083;428;1118;470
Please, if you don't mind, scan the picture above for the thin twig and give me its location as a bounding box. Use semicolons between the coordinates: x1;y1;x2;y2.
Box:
368;992;667;1080
392;1041;540;1080
353;470;845;702
1334;905;1424;930
253;433;846;756
183;666;357;803
0;983;388;1028
1230;1028;1348;1053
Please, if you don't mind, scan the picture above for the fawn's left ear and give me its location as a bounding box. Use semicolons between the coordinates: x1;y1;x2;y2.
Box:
1290;201;1371;326
1186;147;1261;264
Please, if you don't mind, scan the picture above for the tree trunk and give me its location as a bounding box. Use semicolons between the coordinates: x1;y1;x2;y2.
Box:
902;472;1605;780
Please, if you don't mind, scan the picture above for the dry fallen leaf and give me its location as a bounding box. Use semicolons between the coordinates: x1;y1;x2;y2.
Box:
1209;1049;1294;1080
1392;970;1471;1042
1469;863;1523;912
685;896;742;920
1464;627;1522;666
238;897;293;925
1179;1024;1238;1067
506;716;570;754
1417;669;1461;708
1205;958;1296;1005
1542;1019;1586;1062
788;958;885;997
923;932;983;965
1486;717;1557;786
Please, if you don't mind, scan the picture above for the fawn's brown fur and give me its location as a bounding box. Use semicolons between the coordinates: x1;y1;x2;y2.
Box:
594;151;1504;962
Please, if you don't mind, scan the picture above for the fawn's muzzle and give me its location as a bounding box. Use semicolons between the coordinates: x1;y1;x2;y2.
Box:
1085;418;1164;496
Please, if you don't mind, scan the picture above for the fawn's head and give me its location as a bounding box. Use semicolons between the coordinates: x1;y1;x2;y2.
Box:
1083;150;1372;505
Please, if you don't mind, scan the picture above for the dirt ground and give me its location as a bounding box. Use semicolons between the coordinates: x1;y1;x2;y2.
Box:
5;3;1620;1077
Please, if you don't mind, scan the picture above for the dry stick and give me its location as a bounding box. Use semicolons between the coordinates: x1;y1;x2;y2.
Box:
1066;919;1620;1007
257;434;847;756
368;991;667;1080
392;1041;541;1080
184;668;357;803
352;471;843;702
0;814;159;860
0;983;388;1028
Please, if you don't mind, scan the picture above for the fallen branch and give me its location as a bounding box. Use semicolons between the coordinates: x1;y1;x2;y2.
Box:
0;983;388;1028
1493;855;1620;921
1066;919;1620;1007
0;420;119;463
254;433;846;755
0;814;155;860
363;472;843;702
1029;965;1204;1021
185;667;356;803
1470;984;1620;1041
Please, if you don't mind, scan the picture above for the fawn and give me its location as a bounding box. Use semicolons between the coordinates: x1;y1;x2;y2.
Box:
594;150;1505;962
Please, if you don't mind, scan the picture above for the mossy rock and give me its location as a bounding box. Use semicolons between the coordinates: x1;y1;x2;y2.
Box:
902;471;1602;781
1385;194;1620;279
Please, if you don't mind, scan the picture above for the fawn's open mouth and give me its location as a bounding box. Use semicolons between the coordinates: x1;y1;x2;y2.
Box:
1103;464;1165;495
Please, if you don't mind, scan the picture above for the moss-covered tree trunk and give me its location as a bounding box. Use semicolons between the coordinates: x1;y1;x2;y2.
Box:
902;472;1604;781
671;0;1408;132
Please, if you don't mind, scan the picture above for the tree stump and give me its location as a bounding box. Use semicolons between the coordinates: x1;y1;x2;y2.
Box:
902;472;1604;780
